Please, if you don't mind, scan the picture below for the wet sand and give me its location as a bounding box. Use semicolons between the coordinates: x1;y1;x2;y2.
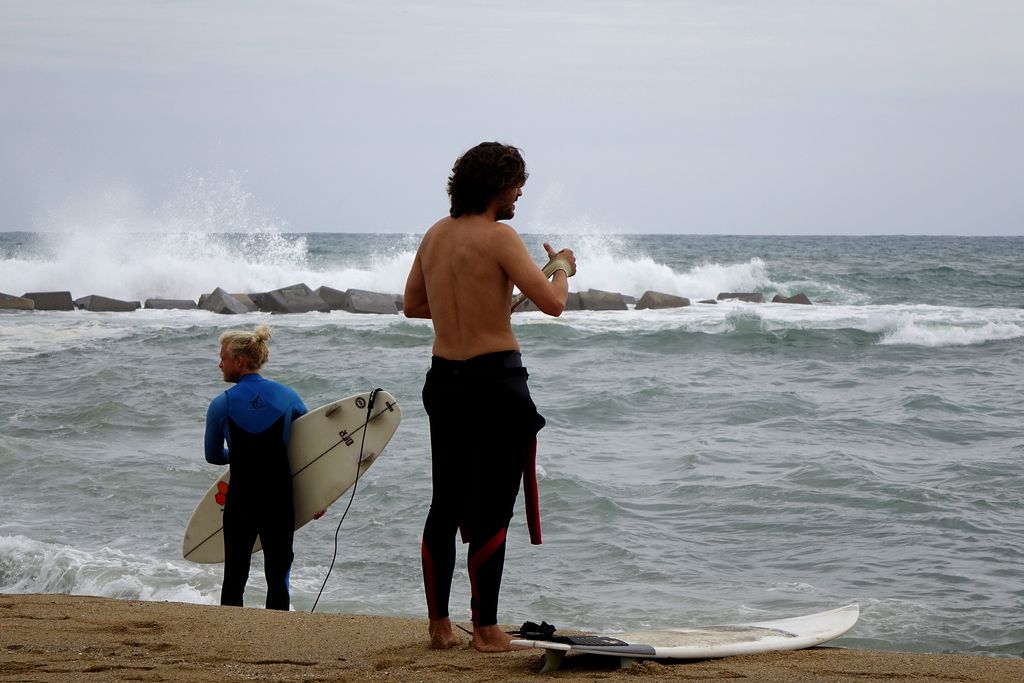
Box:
2;593;1022;682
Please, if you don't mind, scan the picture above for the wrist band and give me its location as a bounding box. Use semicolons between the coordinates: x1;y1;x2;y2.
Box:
542;255;575;278
510;253;575;313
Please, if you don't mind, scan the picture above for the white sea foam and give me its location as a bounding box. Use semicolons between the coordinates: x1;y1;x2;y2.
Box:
2;171;407;300
0;319;135;361
831;305;1024;347
554;233;776;300
0;535;215;604
1;233;422;304
571;254;774;301
526;301;1024;350
878;319;1024;347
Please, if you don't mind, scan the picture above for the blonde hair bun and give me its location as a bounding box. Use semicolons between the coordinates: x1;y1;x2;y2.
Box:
219;325;273;371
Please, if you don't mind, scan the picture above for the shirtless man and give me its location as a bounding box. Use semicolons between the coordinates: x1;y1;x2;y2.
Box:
404;142;576;652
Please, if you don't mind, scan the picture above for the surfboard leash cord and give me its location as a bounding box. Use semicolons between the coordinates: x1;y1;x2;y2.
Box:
310;387;381;613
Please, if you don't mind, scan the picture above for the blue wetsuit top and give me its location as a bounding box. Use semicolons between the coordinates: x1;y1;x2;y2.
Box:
204;373;308;465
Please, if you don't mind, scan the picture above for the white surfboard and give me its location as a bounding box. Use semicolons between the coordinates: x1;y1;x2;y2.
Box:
182;389;402;563
512;603;859;672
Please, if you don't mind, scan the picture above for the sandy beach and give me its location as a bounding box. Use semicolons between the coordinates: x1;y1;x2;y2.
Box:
1;594;1021;682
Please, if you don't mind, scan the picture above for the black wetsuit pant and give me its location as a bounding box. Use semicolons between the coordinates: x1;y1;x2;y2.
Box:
420;351;545;627
221;416;295;610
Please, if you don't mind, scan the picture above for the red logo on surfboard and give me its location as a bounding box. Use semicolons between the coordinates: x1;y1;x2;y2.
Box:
215;481;228;506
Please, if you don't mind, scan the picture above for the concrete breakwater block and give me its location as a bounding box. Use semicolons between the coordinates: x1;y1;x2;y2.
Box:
316;286;347;310
1;292;34;310
145;299;198;310
512;291;582;313
718;292;764;303
23;291;74;311
249;283;331;314
317;286;398;314
772;292;812;305
74;295;141;312
199;288;256;315
636;291;691;310
512;297;535;313
578;289;628;311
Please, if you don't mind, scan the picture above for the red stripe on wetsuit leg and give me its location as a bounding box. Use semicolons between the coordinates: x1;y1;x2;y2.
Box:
522;437;542;545
421;539;441;620
467;527;507;625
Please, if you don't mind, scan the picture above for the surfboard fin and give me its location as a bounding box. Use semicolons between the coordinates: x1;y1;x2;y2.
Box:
538;649;565;674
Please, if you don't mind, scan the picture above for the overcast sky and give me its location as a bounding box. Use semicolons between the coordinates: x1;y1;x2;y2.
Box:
1;1;1021;235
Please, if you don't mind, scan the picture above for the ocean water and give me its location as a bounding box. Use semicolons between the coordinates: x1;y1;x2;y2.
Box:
1;228;1022;658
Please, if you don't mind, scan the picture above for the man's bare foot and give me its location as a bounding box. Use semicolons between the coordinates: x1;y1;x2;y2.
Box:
428;618;461;650
471;624;528;653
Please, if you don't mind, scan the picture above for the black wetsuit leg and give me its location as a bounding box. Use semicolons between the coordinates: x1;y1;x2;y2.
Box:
464;426;529;627
221;501;259;607
420;368;464;621
420;509;458;621
257;501;294;610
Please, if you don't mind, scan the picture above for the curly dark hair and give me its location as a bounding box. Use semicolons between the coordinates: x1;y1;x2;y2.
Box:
447;142;529;218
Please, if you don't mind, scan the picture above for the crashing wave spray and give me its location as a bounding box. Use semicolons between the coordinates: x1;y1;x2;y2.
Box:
522;224;777;301
3;171;318;301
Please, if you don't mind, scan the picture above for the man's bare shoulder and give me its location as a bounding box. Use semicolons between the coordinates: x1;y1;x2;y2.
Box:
421;217;453;241
488;221;527;250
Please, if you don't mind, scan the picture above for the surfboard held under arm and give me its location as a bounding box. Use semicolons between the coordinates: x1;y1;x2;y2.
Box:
182;389;402;563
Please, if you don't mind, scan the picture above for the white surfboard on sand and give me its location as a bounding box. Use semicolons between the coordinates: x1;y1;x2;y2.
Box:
512;603;859;672
182;389;402;563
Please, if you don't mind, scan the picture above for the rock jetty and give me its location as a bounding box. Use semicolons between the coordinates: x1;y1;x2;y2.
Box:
2;285;816;314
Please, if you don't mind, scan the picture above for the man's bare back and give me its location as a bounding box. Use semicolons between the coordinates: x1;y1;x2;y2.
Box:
404;196;575;360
